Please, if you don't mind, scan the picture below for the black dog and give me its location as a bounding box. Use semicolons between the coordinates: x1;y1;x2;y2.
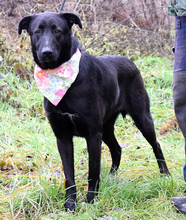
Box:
18;12;170;211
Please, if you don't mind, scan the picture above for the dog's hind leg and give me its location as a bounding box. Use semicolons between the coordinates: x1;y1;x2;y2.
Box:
103;114;122;174
126;94;170;175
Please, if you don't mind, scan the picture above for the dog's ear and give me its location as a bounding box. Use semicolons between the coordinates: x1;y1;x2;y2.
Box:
18;16;33;35
62;13;82;29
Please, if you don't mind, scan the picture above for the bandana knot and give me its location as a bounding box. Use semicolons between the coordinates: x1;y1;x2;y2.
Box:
34;49;81;106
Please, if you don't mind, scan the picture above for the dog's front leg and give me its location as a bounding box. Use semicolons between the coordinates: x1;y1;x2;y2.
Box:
86;131;102;203
57;137;76;211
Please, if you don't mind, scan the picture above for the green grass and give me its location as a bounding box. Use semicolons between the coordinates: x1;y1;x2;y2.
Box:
0;56;186;219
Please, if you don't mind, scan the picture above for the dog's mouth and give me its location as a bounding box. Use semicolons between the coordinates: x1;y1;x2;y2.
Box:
39;60;55;70
39;56;59;70
42;57;54;62
40;53;58;66
42;53;54;62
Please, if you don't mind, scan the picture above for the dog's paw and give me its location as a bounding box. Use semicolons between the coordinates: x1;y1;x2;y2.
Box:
109;167;117;175
160;167;170;177
86;191;97;204
64;198;75;212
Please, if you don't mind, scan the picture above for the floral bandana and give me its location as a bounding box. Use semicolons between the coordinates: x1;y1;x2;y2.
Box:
34;49;81;106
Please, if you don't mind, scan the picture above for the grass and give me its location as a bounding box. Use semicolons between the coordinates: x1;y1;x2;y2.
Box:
0;55;186;219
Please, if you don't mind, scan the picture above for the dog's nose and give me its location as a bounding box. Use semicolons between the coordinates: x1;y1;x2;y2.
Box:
42;47;53;57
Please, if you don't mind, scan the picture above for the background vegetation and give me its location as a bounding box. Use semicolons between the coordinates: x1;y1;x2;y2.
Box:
1;0;185;219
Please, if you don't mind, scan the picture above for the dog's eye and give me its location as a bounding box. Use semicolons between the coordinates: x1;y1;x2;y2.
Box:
55;29;61;34
35;30;41;34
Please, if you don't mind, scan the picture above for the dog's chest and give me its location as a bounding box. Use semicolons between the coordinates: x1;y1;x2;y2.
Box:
45;102;89;137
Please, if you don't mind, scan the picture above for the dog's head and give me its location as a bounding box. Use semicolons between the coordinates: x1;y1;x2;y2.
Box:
18;12;82;69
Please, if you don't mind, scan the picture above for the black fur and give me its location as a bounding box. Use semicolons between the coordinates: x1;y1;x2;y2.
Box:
19;12;170;211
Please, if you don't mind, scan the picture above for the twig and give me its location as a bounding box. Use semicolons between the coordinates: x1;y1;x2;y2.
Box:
59;0;66;13
73;0;81;13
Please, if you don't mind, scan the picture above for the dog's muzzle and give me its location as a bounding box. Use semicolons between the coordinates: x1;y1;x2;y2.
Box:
41;46;53;61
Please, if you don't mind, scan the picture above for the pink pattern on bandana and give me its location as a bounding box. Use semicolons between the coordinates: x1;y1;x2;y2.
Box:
34;49;81;106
